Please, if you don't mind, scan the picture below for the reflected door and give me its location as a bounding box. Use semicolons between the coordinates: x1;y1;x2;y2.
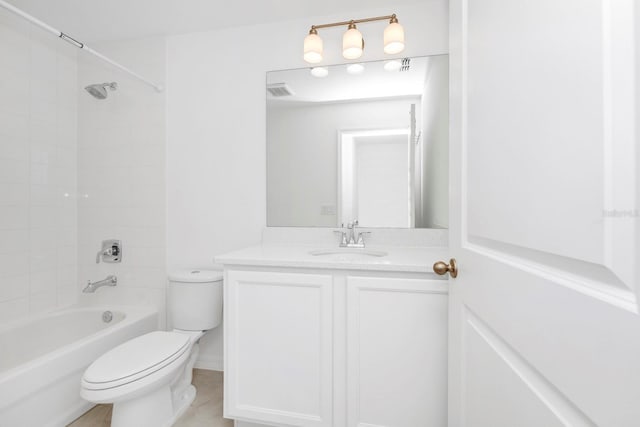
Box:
449;0;640;426
339;130;411;227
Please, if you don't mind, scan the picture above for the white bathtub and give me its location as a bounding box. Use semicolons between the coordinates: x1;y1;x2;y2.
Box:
0;306;157;427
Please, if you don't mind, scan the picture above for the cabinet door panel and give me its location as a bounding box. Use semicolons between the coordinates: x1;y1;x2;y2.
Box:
347;276;447;427
225;270;333;427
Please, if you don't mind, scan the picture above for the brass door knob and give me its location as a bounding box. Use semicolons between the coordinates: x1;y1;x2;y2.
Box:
433;258;458;278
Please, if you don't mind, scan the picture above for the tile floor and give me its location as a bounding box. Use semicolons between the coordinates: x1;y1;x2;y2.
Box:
68;369;233;427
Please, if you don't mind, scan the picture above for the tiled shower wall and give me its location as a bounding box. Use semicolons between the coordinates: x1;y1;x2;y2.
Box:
76;37;167;327
0;9;78;323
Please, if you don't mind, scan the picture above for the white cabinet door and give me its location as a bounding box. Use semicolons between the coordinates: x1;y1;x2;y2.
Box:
346;276;448;427
225;270;333;427
449;0;640;426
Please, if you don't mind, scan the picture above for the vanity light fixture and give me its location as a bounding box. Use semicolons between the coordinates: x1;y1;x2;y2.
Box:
303;14;404;63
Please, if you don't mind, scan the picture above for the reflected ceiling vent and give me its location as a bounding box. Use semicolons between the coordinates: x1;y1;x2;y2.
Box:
267;83;295;97
399;57;411;72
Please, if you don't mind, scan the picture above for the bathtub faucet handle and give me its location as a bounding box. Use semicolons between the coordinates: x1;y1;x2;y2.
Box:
96;240;122;264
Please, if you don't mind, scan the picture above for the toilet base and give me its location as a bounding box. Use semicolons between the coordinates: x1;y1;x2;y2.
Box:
109;341;201;427
112;385;173;427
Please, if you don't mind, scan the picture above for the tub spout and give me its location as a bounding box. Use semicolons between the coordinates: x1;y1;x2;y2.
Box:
83;275;117;293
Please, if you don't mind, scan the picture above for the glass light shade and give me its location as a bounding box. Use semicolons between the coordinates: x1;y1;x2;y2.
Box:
304;32;323;63
342;27;363;60
384;22;405;54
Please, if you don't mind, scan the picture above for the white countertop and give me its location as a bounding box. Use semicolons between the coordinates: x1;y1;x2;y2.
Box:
215;245;449;274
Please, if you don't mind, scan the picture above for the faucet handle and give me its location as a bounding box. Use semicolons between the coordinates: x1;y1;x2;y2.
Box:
333;229;348;246
96;240;122;264
356;231;371;245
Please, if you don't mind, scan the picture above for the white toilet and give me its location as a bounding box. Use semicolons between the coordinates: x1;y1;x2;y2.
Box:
80;270;223;427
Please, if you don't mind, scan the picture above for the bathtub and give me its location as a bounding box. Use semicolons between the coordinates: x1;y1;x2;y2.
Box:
0;306;157;427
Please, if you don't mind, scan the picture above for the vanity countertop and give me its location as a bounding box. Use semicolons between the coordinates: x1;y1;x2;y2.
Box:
215;245;448;274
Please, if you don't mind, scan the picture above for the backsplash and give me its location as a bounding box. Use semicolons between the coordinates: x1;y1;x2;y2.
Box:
261;227;449;248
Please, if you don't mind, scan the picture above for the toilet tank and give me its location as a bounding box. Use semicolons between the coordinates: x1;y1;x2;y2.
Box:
168;269;223;331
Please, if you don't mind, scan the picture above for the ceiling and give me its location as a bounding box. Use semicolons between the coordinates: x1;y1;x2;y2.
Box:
7;0;423;43
267;56;431;105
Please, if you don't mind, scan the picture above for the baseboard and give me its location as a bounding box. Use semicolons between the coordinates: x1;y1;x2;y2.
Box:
235;421;273;427
194;357;223;371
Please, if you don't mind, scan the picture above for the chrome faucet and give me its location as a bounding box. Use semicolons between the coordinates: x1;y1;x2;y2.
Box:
83;275;117;293
334;220;371;248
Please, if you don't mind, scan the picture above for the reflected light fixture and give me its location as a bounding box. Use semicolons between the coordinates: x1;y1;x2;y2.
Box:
303;14;404;63
310;67;329;78
384;59;402;71
346;63;365;75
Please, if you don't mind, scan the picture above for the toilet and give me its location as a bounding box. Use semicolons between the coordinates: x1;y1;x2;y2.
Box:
80;270;223;427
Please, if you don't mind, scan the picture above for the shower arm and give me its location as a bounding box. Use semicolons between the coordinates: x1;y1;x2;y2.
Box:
0;0;164;93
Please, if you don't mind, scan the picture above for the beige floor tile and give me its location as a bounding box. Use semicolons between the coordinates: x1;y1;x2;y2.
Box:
68;369;232;427
68;403;112;427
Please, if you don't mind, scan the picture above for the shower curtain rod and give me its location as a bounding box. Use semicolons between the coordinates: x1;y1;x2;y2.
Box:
0;0;164;92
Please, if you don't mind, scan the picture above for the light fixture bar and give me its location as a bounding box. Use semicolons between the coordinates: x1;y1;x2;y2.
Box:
303;13;404;63
310;14;397;30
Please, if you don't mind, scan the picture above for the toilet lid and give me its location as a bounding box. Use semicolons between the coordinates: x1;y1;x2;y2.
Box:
83;331;190;389
168;269;223;283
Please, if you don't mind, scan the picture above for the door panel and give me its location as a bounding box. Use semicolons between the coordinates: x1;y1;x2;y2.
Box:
449;0;639;426
465;313;575;427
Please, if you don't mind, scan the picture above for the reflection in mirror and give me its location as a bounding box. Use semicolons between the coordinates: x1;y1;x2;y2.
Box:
267;55;448;229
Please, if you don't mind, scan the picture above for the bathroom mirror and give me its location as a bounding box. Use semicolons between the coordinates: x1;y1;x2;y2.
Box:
266;54;448;229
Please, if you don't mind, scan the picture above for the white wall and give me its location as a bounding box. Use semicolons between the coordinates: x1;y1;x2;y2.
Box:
76;37;167;327
267;98;417;227
167;1;448;369
421;54;449;228
0;9;78;323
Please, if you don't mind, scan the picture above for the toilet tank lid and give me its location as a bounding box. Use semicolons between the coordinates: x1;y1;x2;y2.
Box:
169;269;223;283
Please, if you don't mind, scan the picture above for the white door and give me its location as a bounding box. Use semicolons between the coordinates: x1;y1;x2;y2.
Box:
449;1;639;426
354;134;410;227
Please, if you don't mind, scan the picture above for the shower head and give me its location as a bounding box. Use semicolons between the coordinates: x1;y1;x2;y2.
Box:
84;82;117;99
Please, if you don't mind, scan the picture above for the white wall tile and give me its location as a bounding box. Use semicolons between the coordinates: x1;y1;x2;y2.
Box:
0;183;29;205
0;275;28;301
0;13;78;323
29;271;57;295
0;229;29;254
0;297;28;323
77;36;166;324
0;253;29;278
29;289;57;314
0;159;29;184
0;206;29;229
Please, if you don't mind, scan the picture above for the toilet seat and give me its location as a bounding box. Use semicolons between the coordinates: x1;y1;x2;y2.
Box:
82;331;190;391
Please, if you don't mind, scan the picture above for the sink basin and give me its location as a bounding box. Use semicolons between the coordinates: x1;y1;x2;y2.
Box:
308;249;388;260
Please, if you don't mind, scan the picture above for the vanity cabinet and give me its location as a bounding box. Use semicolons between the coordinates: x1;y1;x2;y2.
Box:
225;270;334;427
224;267;448;427
346;276;448;427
